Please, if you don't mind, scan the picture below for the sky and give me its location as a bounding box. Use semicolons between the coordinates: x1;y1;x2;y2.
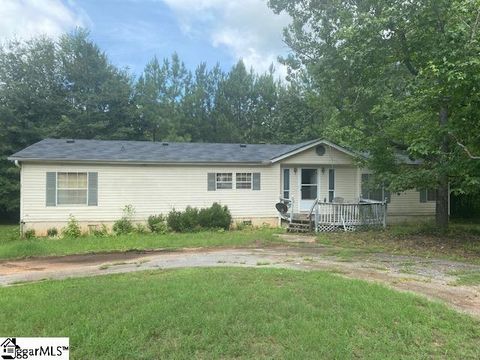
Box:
0;0;291;77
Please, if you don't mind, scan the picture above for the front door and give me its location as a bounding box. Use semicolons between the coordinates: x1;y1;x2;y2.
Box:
299;168;319;211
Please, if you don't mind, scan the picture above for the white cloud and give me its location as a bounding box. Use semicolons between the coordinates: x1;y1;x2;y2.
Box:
0;0;89;41
161;0;290;77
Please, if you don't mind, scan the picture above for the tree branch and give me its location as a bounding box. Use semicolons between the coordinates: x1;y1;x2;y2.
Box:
397;29;418;76
456;141;480;159
471;8;480;41
449;132;480;159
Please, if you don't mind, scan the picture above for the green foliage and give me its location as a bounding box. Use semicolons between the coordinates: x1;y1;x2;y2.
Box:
23;229;35;239
198;203;232;230
113;205;136;235
269;0;480;227
167;204;231;232
135;223;149;234
167;206;200;233
62;215;81;238
91;224;109;237
46;228;58;237
166;209;182;233
147;215;168;234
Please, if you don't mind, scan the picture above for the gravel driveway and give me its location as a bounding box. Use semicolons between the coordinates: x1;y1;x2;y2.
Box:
1;245;479;319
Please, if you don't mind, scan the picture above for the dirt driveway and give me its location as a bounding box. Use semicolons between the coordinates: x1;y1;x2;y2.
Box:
0;243;479;319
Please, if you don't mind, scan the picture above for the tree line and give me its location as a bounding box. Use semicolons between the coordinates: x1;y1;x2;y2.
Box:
0;29;318;218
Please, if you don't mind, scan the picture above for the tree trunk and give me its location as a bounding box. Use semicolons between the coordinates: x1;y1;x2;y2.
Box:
436;105;449;230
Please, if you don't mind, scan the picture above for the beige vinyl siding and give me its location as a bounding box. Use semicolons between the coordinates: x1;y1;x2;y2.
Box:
280;145;354;165
21;163;281;224
388;190;435;216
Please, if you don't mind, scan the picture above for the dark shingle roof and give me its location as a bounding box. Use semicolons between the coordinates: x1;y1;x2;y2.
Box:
9;138;319;164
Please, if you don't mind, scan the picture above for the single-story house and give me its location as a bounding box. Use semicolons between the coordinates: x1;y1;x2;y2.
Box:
9;138;438;235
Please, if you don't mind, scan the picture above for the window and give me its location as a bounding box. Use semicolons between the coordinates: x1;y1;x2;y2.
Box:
328;169;335;202
361;173;389;202
236;173;252;189
216;173;232;189
420;189;436;202
283;168;290;199
57;172;88;205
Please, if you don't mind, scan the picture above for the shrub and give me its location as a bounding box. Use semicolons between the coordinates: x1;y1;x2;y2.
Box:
113;205;135;235
47;227;58;237
167;207;199;232
112;218;134;235
24;229;36;239
167;203;231;232
166;209;183;232
235;220;252;231
62;215;81;238
198;203;232;230
91;224;109;237
181;206;200;232
135;223;148;234
148;214;168;234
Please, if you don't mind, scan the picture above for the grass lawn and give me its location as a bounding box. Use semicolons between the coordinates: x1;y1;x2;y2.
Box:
0;268;479;359
449;269;480;286
0;225;282;260
316;222;480;264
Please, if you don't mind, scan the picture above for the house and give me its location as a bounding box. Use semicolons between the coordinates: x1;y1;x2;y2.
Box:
8;138;437;235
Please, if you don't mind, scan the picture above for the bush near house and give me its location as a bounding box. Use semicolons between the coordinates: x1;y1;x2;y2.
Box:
167;203;232;232
47;228;58;237
198;203;232;230
113;205;136;235
147;215;168;234
24;229;36;239
62;215;81;238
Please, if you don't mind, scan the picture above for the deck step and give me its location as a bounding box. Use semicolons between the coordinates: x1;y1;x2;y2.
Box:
287;220;313;233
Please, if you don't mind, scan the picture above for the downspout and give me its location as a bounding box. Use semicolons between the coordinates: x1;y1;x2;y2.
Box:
13;160;24;236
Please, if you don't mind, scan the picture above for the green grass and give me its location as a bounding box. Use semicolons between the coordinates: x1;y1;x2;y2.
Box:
448;269;480;286
1;268;479;359
0;226;282;260
0;224;21;242
317;221;480;264
456;272;480;285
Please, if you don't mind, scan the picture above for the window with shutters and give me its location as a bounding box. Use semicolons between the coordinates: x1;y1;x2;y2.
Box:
57;172;88;205
236;173;252;189
216;173;232;189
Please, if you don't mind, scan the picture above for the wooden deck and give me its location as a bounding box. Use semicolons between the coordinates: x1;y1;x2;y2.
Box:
311;200;386;232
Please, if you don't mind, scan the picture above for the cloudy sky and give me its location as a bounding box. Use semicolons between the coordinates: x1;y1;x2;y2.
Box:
0;0;291;76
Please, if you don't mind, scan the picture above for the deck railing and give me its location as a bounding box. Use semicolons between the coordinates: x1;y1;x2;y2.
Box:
311;200;387;231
